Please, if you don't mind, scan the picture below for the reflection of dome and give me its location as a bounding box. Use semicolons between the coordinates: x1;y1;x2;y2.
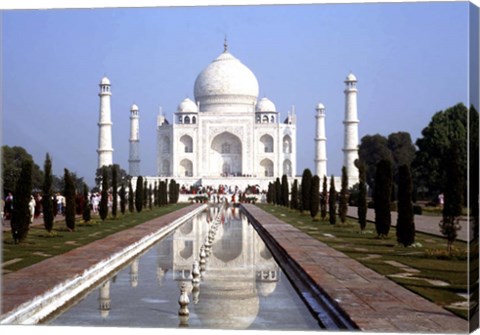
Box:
100;309;110;319
256;97;276;113
177;98;198;114
257;281;277;297
194;51;259;108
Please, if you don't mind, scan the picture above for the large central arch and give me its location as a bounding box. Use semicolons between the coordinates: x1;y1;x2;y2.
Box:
210;132;242;176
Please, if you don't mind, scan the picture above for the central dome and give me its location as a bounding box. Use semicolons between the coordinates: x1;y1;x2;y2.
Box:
194;51;259;108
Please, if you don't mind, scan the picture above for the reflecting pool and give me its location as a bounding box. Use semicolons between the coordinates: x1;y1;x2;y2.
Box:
48;205;320;330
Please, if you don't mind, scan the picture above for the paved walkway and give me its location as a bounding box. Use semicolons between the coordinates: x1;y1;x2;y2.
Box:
347;206;470;242
242;204;468;333
1;204;203;320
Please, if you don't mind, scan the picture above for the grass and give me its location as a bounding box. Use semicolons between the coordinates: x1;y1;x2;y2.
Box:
256;204;469;320
2;204;188;272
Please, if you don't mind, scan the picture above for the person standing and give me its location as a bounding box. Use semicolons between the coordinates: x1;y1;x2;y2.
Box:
29;195;36;224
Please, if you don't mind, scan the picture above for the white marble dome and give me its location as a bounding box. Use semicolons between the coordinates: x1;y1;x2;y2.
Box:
100;76;110;85
345;72;357;82
194;51;259;108
316;102;325;110
177;98;198;113
130;104;139;111
256;97;276;113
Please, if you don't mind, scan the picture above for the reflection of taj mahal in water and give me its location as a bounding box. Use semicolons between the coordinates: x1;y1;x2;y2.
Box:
94;206;296;329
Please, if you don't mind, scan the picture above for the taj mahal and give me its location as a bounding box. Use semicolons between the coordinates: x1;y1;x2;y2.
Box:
96;41;359;191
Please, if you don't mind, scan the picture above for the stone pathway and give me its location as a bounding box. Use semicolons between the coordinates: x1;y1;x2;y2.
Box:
242;204;468;333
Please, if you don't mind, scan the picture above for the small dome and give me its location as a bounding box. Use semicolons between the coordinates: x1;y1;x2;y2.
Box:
100;76;110;85
256;97;276;113
177;98;198;113
131;104;139;111
345;72;357;82
316;102;325;110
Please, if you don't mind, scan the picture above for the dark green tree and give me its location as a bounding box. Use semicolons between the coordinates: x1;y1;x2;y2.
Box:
148;184;153;210
396;164;415;246
64;168;77;231
328;175;336;225
469;105;479;239
10;159;33;243
300;169;313;212
143;179;148;208
358;134;393;190
42;153;54;233
154;182;159;207
169;179;176;204
82;183;91;223
128;181;134;213
374;159;393;238
310;175;320;220
339;166;349;223
2;145;43;195
99;166;109;221
275;178;281;205
281;175;289;207
159;181;167;206
387;132;416;183
135;176;144;212
356;160;368;231
320;176;328;220
111;165;118;218
266;182;274;204
290;179;299;210
94;164;128;190
119;183;126;215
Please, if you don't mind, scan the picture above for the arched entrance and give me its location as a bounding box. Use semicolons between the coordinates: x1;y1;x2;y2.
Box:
210;132;242;176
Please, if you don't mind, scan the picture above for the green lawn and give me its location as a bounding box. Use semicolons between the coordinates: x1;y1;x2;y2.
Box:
2;204;188;273
256;204;470;320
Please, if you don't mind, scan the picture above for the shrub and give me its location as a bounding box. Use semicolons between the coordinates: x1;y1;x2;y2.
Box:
11;159;33;243
64;168;77;230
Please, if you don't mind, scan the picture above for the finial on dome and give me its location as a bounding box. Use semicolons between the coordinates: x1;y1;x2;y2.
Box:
223;35;228;53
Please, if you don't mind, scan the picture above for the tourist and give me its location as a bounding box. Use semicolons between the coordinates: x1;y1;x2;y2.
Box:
29;195;36;224
4;192;13;220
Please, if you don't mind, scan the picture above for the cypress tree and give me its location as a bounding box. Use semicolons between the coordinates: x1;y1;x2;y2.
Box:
169;179;176;204
275;178;281;205
64;168;76;231
11;159;33;243
148;184;153;209
159;181;166;206
374;159;393;238
329;175;337;225
82;183;91;223
111;165;118;218
357;160;368;231
339;166;349;223
290;179;299;210
396;164;415;246
154;182;159;207
310;175;320;220
175;182;180;203
301;169;313;212
119;183;126;215
143;179;148;209
135;176;144;212
320;175;328;220
42;153;54;233
266;182;273;204
128;181;135;213
281;174;289;207
99;166;109;221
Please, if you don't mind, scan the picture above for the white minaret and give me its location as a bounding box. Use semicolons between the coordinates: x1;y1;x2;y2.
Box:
314;103;327;179
97;76;113;168
343;72;360;186
129;104;140;176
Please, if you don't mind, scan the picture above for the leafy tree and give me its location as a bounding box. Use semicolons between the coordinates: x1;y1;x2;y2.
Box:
135;176;144;212
128;181;134;213
111;165;118;218
356;160;368;231
275;178;281;205
143;179;148;209
290;179;299;210
2;145;43;195
396;164;415;246
99;166;109;221
10;159;33;243
95;164;128;190
328;175;336;225
358;134;392;190
281;174;289;207
53;171;85;195
339;166;349;223
169;179;176;204
320;176;328;220
413;103;468;200
310;175;320;220
64;168;76;231
159;181;167;206
42;153;54;233
300;169;313;212
148;184;153;210
374;160;393;237
266;182;273;204
119;183;126;215
154;182;159;207
387;132;416;176
82;183;91;223
469;105;479;239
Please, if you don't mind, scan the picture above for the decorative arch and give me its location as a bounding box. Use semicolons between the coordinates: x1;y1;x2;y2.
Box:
283;159;292;177
283;135;292;154
179;159;193;177
184;116;191;124
210;132;242;176
260;158;274;177
162;136;171;154
260;134;274;153
180;135;193;153
192;116;197;124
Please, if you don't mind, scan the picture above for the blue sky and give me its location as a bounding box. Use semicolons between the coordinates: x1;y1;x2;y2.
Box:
2;1;474;187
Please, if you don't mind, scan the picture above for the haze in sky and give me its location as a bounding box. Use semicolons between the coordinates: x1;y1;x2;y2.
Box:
2;1;473;186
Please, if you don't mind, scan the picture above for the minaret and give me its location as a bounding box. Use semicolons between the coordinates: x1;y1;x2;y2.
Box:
129;104;140;176
315;103;327;179
343;72;360;186
98;280;111;319
97;76;113;168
